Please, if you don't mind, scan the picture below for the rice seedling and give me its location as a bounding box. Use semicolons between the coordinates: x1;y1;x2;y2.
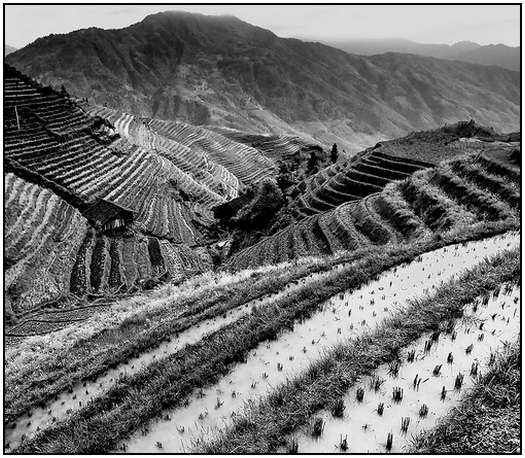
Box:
386;433;394;451
370;376;385;392
465;344;474;354
356;387;365;402
440;386;447;400
377;402;385;416
337;434;349;451
470;362;479;377
400;417;410;434
454;373;464;390
392;387;403;402
447;352;454;364
433;364;442;376
419;404;429;418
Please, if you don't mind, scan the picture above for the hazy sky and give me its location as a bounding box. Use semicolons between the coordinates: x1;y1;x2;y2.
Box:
5;4;520;49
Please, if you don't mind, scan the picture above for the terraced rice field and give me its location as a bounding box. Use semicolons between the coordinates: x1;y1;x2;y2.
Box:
4;64;220;313
293;150;433;218
86;106;238;203
5;66;210;243
209;127;323;162
282;283;519;453
3;65;521;455
146;117;277;185
229;153;519;270
121;233;518;452
5;226;519;453
4;173;88;315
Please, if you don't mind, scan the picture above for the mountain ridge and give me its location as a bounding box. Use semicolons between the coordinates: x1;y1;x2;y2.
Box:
7;11;520;152
326;38;520;71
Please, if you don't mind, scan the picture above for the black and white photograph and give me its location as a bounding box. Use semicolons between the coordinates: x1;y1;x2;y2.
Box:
3;2;521;454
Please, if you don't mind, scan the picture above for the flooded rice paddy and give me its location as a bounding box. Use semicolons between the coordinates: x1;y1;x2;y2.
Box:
5;253;361;450
284;283;520;453
120;232;518;452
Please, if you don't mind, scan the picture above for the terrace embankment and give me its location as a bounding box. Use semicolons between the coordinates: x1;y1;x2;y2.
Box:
121;232;518;452
9;228;519;454
5;254;367;449
282;284;519;453
410;341;520;453
201;247;520;453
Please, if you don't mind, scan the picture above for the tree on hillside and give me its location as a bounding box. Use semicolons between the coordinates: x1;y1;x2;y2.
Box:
276;161;295;192
330;143;339;163
307;151;319;174
233;179;284;228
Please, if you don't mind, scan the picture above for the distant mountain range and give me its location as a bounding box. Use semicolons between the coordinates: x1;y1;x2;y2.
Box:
5;44;17;56
6;12;520;152
327;39;520;71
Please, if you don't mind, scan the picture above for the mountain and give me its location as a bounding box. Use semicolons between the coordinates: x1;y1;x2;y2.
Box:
5;44;17;56
7;11;520;152
327;38;520;71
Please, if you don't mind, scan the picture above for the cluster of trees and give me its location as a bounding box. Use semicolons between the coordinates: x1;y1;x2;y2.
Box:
215;143;341;256
232;180;284;228
233;143;341;228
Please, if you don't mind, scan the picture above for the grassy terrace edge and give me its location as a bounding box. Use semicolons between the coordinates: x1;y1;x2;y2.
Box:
14;220;518;453
200;247;520;453
410;341;520;453
6;243;387;422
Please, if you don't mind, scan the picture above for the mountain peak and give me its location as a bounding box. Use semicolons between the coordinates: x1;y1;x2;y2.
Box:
7;14;519;152
452;40;481;50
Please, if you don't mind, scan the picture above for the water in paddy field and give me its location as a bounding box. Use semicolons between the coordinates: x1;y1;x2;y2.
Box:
5;305;246;450
120;232;519;453
5;254;359;450
285;284;520;453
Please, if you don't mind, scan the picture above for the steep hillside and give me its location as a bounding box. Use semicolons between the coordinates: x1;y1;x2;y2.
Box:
328;39;520;71
7;11;520;152
228;147;520;270
85;105;276;196
286;121;520;220
4;64;242;317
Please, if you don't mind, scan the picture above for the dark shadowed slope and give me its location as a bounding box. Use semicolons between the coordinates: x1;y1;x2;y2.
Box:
7;11;520;152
